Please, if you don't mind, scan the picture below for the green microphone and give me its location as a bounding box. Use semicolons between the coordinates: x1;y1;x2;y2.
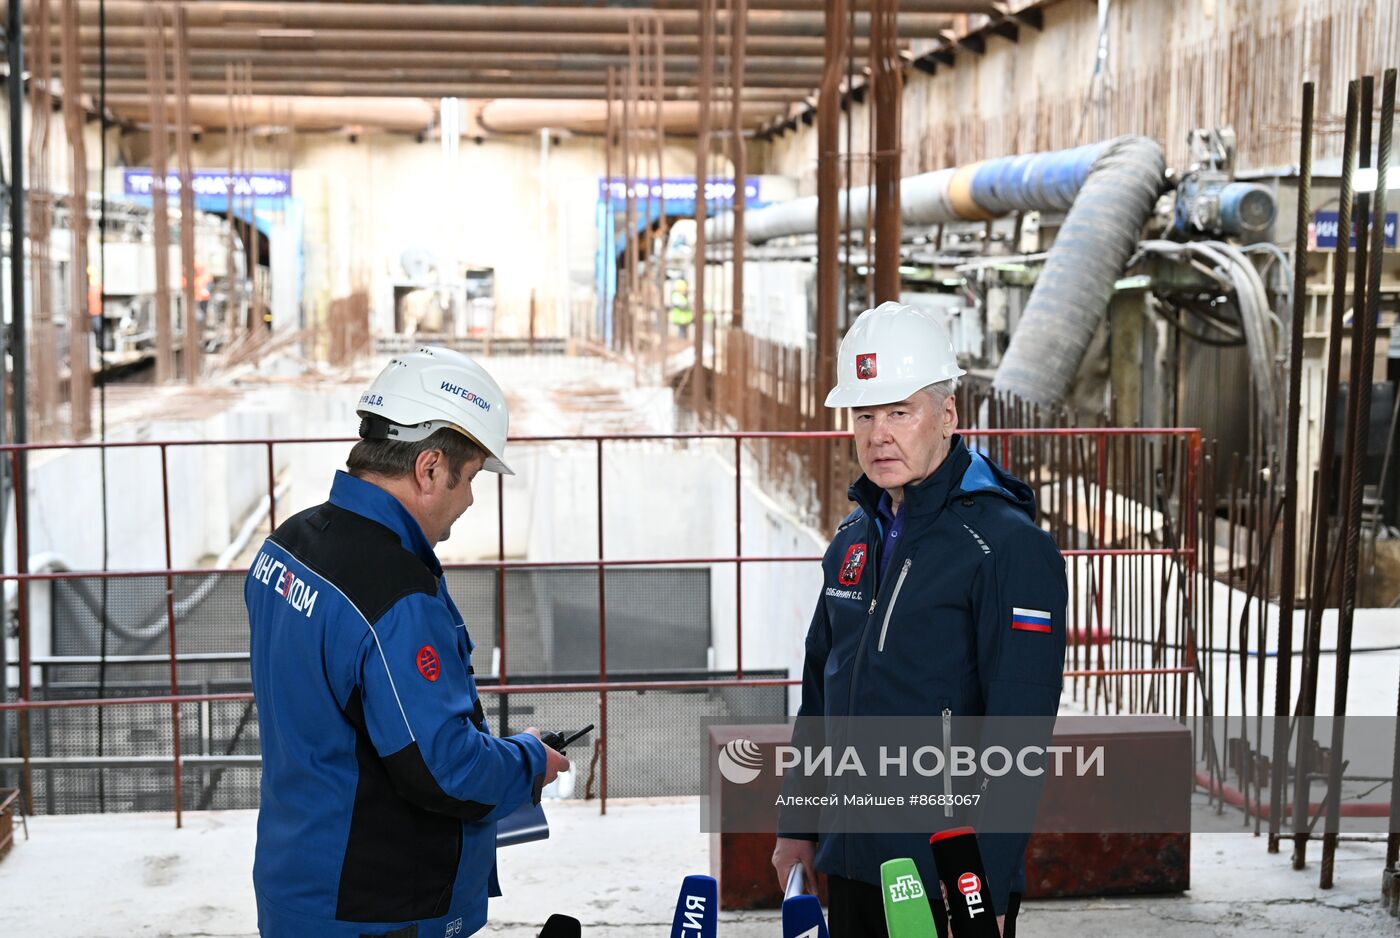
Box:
880;858;945;938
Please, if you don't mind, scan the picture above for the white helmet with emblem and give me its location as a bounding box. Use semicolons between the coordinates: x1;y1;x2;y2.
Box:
356;346;514;475
824;300;965;408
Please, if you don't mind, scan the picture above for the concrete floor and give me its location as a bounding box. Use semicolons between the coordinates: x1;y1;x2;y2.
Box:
1;796;1394;937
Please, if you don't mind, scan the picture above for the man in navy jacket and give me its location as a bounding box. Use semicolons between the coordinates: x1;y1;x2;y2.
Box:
247;348;568;938
773;304;1068;937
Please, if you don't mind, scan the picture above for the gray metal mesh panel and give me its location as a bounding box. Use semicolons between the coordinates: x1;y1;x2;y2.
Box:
4;566;786;813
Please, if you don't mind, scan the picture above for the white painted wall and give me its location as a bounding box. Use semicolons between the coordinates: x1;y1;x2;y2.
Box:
521;441;826;710
17;398;293;575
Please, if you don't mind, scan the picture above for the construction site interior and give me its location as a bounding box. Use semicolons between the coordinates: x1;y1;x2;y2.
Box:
0;0;1399;936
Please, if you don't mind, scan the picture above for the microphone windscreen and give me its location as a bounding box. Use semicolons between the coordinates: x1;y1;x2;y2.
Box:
539;913;581;938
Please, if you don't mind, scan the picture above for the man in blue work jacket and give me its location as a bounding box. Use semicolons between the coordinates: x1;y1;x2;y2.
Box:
247;347;568;938
772;302;1067;937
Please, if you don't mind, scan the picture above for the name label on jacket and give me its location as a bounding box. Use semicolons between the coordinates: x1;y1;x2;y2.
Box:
252;551;320;618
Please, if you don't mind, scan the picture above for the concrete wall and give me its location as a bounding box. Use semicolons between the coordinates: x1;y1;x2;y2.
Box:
16;400;293;575
176;130;695;340
757;0;1399;185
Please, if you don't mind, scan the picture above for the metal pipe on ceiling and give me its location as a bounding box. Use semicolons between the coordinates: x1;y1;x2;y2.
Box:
139;0;988;10
105;94;438;130
25;1;954;38
80;65;825;88
56;26;882;56
97;80;809;102
62;48;843;75
103;94;783;135
655;0;992;9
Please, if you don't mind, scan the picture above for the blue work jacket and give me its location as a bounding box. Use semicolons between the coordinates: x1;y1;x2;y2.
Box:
780;435;1067;913
246;471;546;938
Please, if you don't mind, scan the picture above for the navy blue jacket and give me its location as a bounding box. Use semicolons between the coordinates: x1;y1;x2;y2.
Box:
781;435;1067;912
246;472;546;938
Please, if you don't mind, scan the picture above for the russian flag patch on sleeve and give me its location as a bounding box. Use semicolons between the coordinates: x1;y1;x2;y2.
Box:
1011;607;1053;633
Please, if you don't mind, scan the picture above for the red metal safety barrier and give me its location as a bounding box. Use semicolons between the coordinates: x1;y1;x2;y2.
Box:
0;426;1202;824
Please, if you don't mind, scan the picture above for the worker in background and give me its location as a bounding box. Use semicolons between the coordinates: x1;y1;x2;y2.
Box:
194;261;214;318
86;265;102;319
181;262;215;324
245;347;568;938
669;277;693;339
772;302;1067;937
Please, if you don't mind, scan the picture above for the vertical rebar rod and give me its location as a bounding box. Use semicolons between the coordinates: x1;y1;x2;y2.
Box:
27;0;54;440
495;468;507;678
1316;75;1375;870
639;20;654;362
596;439;608;814
691;0;713;420
734;436;744;679
173;4;199;382
496;471;508;733
1383;123;1400;868
653;17;667;385
815;0;846;525
245;64;261;334
870;0;901;303
604;67;615;348
729;0;746;333
5;0;21;455
60;0;91;440
7;0;29;809
1185;432;1202;715
145;4;173;382
1295;78;1359;870
1322;70;1388;889
1270;80;1313;847
160;446;184;828
239;62;249;340
11;450;31;811
225;64;238;347
1205;443;1220;805
624;19;638;358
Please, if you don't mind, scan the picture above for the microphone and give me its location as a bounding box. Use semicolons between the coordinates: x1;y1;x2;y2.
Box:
880;857;944;938
669;874;718;938
781;863;829;938
538;913;581;937
928;827;999;937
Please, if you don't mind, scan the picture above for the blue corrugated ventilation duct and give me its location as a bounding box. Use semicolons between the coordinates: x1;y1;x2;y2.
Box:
707;136;1168;407
992;136;1167;405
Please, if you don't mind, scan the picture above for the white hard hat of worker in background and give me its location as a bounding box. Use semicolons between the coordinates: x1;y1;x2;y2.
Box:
824;301;966;408
356;346;515;475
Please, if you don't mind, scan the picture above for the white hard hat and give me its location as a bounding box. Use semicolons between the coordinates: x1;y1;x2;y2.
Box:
356;346;514;475
824;301;966;408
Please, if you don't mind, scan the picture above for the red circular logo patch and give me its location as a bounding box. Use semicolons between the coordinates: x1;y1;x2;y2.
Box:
416;645;440;682
958;872;981;896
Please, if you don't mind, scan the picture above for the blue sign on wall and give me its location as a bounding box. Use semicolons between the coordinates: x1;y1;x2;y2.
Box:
1314;210;1398;250
598;176;762;210
124;169;292;200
